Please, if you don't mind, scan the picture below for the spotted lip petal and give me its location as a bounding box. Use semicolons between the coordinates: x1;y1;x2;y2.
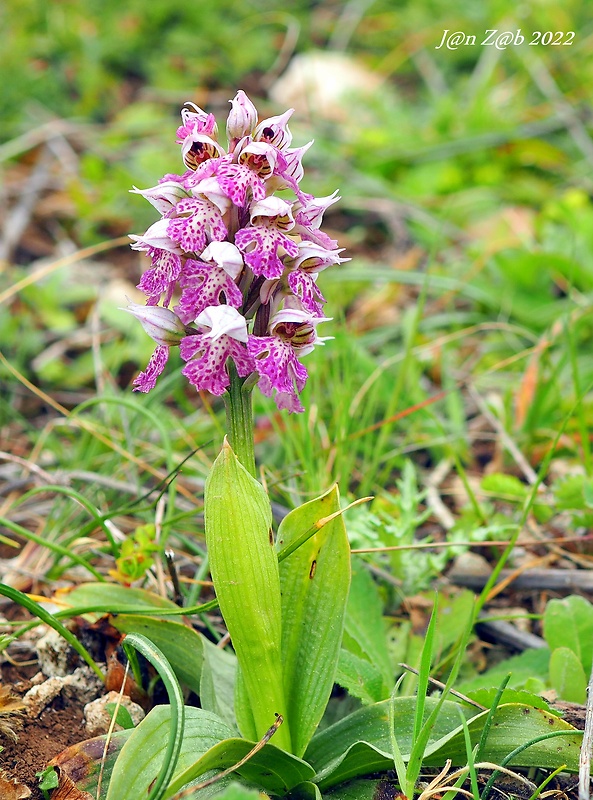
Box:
248;335;307;413
133;345;170;393
175;259;243;323
180;325;254;396
235;225;299;280
166;197;227;253
136;249;182;304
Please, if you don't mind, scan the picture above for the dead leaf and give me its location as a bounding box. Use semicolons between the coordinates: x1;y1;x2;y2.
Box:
50;769;93;800
49;732;127;796
0;771;32;799
0;685;25;741
0;685;26;714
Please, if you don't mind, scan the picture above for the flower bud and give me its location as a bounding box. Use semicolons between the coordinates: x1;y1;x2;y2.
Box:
226;90;258;144
130;181;189;215
124;302;188;346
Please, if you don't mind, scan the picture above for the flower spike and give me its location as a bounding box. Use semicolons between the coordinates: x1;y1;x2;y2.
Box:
127;90;343;412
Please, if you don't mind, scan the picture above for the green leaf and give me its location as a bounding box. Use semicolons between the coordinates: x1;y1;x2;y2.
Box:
306;697;469;789
200;637;238;730
433;590;475;655
201;784;267;800
465;688;559;715
335;649;386;705
164;735;316;797
107;633;186;800
64;582;181;618
549;647;587;703
481;473;528;500
0;583;105;682
544;595;593;674
36;765;59;792
324;778;392;799
107;706;233;800
111;615;203;696
285;780;323;799
305;699;583;790
205;439;290;751
106;703;136;729
456;647;550;692
341;558;392;697
234;667;257;742
277;485;351;757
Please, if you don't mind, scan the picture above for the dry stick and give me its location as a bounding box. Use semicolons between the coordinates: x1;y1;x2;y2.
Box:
169;714;284;800
475;618;546;652
467;384;540;487
0;146;53;264
0;352;198;503
580;663;593;800
483;553;555;603
0;236;130;306
398;663;487;711
97;659;130;800
0;118;80;163
450;567;593;594
152;495;168;598
523;51;593;167
424;457;455;530
351;533;593;553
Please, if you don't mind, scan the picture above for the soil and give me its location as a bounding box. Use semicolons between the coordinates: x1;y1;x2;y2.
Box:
0;698;85;800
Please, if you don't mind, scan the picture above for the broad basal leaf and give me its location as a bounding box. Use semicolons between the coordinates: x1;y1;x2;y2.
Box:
305;698;583;790
277;484;351;757
205;439;290;751
62;583;181;619
111;615;203;695
200;637;238;730
306;697;472;788
164;734;315;797
106;706;233;800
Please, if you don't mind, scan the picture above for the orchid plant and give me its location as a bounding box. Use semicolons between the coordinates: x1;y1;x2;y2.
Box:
44;92;583;800
117;90;354;785
127;90;345;474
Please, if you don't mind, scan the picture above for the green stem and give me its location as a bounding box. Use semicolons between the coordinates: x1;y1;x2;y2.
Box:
224;361;256;477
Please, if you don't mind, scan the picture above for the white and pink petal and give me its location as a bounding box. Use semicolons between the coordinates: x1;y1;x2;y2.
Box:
235;226;299;280
175;261;243;323
180;332;254;396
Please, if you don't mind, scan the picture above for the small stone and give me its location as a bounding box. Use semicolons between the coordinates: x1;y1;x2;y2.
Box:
36;628;79;677
62;666;104;705
84;692;145;737
22;666;104;717
23;677;63;718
